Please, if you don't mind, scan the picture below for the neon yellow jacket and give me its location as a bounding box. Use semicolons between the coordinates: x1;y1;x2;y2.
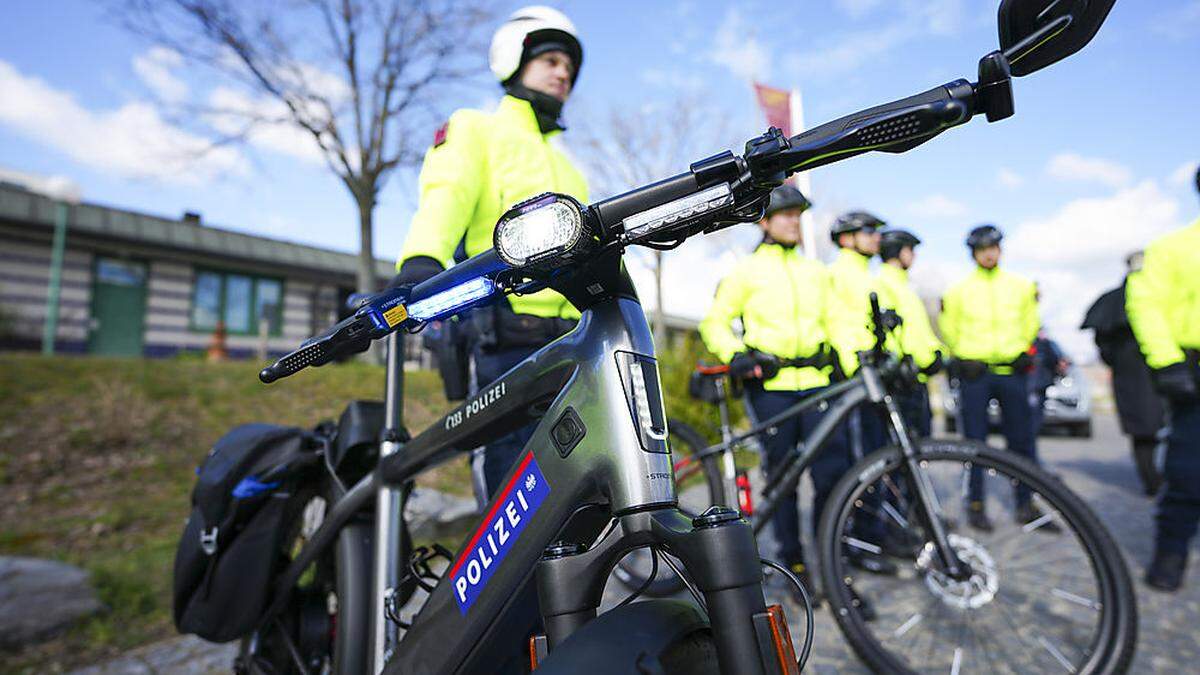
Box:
699;243;839;391
939;266;1039;370
1126;218;1200;368
399;95;589;318
875;263;945;376
827;248;880;374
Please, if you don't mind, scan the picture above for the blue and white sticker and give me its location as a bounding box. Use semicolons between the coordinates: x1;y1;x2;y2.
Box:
448;453;550;614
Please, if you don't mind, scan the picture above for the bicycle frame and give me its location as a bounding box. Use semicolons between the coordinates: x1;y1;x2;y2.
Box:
694;359;967;578
263;294;786;675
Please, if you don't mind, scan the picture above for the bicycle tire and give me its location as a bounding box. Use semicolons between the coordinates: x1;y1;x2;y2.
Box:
612;419;723;596
816;439;1137;675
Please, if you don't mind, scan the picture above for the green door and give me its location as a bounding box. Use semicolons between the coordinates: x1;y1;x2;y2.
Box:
88;258;148;356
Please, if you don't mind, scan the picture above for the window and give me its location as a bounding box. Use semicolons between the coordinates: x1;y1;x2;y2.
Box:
190;269;284;335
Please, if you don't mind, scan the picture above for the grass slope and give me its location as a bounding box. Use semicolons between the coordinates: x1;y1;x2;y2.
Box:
0;354;454;672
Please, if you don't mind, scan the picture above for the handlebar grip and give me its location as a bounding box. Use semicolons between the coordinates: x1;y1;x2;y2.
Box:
778;80;975;175
259;338;331;383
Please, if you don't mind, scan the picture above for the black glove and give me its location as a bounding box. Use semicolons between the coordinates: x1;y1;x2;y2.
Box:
753;350;781;380
1012;352;1034;372
921;351;944;377
730;351;762;380
1152;362;1198;402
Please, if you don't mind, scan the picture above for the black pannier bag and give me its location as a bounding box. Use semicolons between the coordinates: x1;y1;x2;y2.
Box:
688;371;725;404
173;423;317;642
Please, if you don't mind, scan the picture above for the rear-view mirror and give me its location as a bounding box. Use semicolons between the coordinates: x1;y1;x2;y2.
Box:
998;0;1117;76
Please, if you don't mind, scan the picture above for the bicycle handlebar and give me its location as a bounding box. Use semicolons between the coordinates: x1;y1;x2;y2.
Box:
262;64;1006;383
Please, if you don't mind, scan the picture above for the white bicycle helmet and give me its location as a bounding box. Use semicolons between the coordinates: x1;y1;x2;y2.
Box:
489;6;583;86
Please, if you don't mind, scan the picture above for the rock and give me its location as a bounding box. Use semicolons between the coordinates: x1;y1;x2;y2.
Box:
68;635;237;674
404;487;478;540
0;556;104;648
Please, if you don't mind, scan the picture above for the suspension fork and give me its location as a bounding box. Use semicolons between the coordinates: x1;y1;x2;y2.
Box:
863;365;967;579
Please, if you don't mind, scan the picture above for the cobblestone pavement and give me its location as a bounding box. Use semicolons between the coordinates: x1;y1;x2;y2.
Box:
735;412;1199;673
75;413;1196;673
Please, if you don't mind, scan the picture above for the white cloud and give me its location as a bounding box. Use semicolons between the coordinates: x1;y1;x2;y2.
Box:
1007;180;1179;265
206;87;327;165
0;167;81;202
132;47;188;102
785;0;966;79
1169;160;1198;188
0;59;245;183
997;167;1024;189
1005;179;1184;361
907;193;969;219
709;7;769;81
1045;153;1132;189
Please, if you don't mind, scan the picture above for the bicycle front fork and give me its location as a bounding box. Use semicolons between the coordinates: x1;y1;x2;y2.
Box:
535;507;797;675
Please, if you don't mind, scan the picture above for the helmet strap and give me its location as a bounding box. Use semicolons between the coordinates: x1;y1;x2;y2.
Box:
506;82;566;134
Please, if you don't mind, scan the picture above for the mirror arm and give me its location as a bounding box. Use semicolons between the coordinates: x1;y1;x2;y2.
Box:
975;51;1014;123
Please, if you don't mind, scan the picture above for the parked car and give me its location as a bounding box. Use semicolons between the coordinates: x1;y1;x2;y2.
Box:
943;362;1092;438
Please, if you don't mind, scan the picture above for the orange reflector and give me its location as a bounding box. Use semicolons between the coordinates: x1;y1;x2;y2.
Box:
529;635;539;670
766;604;800;675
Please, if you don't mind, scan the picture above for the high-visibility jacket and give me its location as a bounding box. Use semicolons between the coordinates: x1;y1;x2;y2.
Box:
827;248;880;374
875;263;945;376
399;95;589;319
939;266;1039;371
699;243;840;391
1126;218;1200;369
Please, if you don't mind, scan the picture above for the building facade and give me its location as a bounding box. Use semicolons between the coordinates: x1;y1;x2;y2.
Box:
0;182;396;360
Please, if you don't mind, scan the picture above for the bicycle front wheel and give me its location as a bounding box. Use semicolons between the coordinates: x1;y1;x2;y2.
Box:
817;439;1137;675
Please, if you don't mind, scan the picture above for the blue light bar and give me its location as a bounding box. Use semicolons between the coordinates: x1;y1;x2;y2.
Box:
407;277;495;321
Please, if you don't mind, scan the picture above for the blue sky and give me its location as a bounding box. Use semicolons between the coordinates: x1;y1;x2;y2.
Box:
1;0;1198;358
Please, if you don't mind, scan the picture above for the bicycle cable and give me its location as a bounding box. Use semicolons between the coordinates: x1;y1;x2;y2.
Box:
657;550;708;613
614;546;659;608
759;557;815;672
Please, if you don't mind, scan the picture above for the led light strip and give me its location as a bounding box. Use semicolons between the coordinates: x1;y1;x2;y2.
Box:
407;277;495;321
622;183;734;238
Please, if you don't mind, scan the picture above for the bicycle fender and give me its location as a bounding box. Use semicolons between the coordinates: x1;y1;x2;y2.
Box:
533;599;709;674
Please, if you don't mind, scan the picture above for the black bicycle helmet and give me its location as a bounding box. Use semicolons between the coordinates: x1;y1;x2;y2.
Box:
764;184;812;217
966;224;1003;249
879;229;921;261
830;211;885;243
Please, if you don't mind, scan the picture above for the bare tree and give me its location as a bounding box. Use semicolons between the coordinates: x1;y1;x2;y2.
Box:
118;0;494;296
575;94;738;346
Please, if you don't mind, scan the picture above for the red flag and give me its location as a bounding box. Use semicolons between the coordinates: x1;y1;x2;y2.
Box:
753;82;791;137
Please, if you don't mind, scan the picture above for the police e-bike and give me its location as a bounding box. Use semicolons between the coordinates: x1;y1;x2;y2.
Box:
226;2;1132;672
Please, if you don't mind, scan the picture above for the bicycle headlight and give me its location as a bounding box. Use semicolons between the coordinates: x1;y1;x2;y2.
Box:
493;193;592;269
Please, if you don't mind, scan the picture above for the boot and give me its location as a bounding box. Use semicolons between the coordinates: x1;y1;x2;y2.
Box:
966;500;993;532
1145;551;1187;592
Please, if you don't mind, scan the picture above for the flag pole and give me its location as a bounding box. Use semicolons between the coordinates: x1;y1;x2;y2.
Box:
789;88;817;259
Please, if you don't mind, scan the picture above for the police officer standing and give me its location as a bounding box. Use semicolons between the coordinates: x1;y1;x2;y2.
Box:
875;229;945;437
1126;165;1200;591
941;225;1052;532
825;212;899;575
700;186;887;602
396;7;587;497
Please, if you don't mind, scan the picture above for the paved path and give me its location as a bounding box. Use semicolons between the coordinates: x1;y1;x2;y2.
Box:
737;412;1198;673
75;413;1197;673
